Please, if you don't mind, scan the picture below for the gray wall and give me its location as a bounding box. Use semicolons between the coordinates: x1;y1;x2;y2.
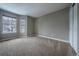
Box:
0;10;2;39
0;10;19;39
36;8;69;41
77;3;79;55
0;9;20;40
27;16;36;37
0;9;36;40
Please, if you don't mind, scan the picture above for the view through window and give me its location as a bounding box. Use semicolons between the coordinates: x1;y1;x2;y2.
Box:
2;16;16;34
20;19;26;33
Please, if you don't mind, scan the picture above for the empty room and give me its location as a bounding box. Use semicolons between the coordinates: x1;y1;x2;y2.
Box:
0;3;79;56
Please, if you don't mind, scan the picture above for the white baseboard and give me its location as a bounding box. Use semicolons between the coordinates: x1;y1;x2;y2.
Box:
38;35;69;43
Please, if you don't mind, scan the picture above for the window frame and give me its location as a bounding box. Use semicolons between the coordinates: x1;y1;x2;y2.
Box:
2;15;17;34
20;19;26;33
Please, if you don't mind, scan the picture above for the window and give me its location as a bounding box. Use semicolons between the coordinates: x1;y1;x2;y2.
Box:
2;16;17;34
20;19;26;33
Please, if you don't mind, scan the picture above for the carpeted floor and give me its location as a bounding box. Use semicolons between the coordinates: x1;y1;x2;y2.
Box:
0;37;77;56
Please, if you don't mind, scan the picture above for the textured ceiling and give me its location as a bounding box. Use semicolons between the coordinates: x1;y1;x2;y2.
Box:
0;3;71;17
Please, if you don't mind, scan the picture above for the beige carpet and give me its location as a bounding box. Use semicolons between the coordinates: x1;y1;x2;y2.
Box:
0;37;76;56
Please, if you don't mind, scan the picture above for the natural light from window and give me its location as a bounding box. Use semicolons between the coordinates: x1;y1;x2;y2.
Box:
20;19;26;33
2;16;17;34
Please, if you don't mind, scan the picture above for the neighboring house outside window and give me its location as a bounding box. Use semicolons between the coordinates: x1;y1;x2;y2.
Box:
2;16;17;34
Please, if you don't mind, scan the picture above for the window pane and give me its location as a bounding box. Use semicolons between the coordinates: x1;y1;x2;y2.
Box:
2;16;17;34
20;19;25;33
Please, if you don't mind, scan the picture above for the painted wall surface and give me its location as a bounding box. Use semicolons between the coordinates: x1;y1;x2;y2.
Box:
0;9;36;40
0;9;20;40
36;8;69;41
27;16;36;37
0;10;2;39
77;3;79;55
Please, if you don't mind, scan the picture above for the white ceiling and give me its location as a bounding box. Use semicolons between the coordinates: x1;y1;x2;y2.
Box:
0;3;71;17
